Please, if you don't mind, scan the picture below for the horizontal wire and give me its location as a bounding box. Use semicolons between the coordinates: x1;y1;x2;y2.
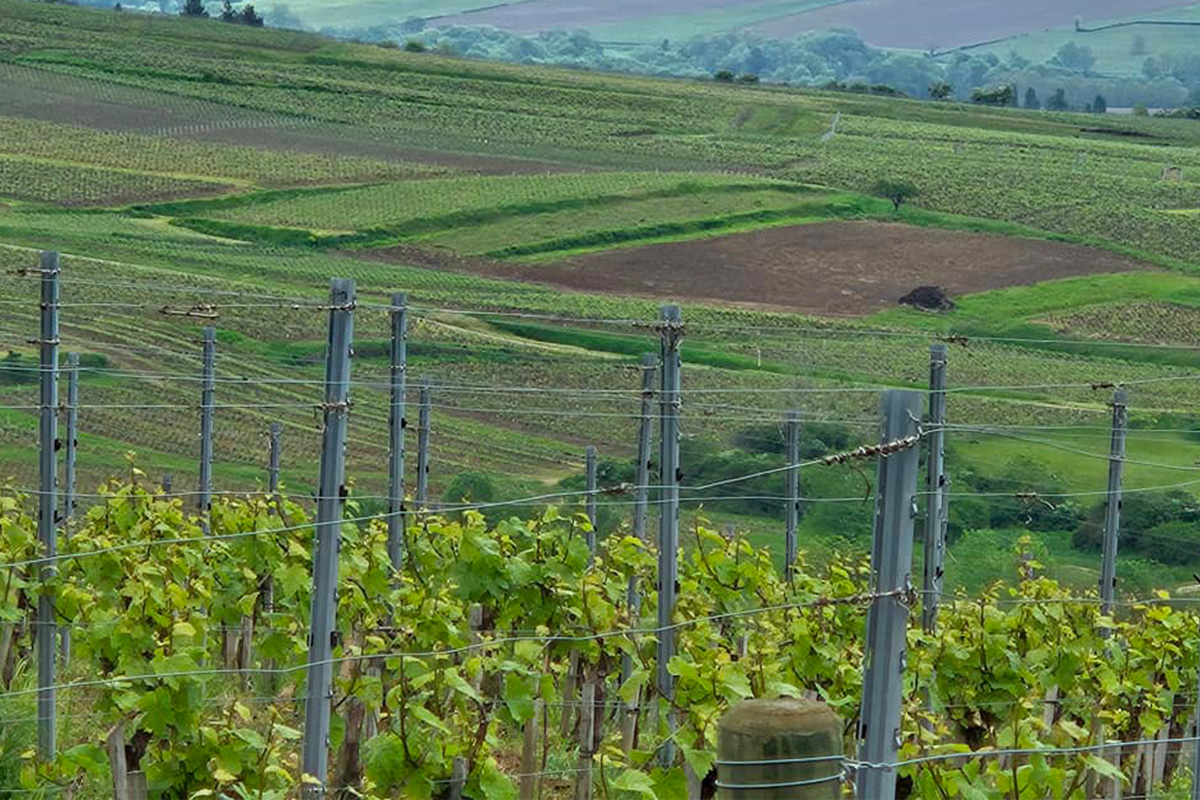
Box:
0;442;902;570
0;592;894;700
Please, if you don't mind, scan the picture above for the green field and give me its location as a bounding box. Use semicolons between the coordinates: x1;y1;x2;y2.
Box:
972;3;1200;78
2;0;1200;599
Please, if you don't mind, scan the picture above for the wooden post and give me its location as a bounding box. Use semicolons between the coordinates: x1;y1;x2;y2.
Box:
521;698;544;800
106;724;129;800
449;756;467;800
574;680;596;800
717;698;842;799
561;651;581;737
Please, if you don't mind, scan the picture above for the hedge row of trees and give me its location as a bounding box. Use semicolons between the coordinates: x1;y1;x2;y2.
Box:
179;0;263;26
317;20;1200;110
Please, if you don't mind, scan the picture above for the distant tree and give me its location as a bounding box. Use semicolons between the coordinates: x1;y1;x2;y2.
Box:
1132;34;1146;56
1024;86;1040;109
240;4;263;25
713;69;735;83
1046;88;1070;111
113;1;122;8
219;0;237;21
1092;93;1107;113
928;80;952;100
737;73;760;84
402;39;426;52
180;0;208;17
969;84;1015;106
873;178;919;211
661;38;669;51
1133;103;1149;116
1051;42;1095;72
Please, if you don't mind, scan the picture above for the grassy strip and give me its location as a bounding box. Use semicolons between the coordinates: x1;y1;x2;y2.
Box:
486;319;903;388
896;205;1198;274
485;196;881;259
130;183;376;218
168;180;819;248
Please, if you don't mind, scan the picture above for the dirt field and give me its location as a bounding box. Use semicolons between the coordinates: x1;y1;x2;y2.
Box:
748;0;1190;48
364;221;1153;316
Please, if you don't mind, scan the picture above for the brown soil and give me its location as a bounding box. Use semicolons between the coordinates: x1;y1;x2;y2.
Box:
359;221;1153;316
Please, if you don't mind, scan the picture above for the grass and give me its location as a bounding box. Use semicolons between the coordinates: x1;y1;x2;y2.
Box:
971;3;1200;78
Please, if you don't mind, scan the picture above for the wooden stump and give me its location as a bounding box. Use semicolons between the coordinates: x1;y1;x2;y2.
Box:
716;698;841;800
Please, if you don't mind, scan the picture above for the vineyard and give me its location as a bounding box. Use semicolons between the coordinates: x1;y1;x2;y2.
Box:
4;1;1200;797
4;254;1200;800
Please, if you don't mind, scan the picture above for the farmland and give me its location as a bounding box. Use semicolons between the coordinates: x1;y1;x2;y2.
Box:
10;3;1200;799
1;1;1200;601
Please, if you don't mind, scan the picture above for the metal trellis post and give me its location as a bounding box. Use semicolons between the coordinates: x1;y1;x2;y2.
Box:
198;325;216;530
585;445;598;555
416;377;431;510
855;390;923;800
622;353;656;753
784;409;801;584
300;278;355;797
386;292;408;569
921;343;949;634
656;305;682;768
1099;389;1128;627
59;351;79;666
36;250;60;761
268;422;282;495
1191;612;1200;800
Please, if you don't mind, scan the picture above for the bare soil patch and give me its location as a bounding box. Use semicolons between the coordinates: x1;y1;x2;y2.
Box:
748;0;1190;49
360;221;1154;316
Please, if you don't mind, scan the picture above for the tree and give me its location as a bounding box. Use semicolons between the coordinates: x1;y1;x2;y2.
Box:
1092;93;1107;113
240;4;263;26
1046;88;1070;111
113;1;122;8
219;0;236;21
1051;42;1095;72
873;178;919;211
737;73;760;84
928;80;952;100
180;0;208;17
1024;86;1040;109
970;84;1015;106
402;39;426;52
713;69;735;83
1132;34;1146;56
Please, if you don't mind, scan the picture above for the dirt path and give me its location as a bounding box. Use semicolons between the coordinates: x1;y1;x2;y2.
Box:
361;221;1154;316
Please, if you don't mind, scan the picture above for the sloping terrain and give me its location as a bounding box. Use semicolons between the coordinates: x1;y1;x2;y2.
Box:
427;0;1196;47
365;221;1154;314
747;0;1194;48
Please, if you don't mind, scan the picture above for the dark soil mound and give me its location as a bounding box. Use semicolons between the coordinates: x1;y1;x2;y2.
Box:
899;285;955;312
